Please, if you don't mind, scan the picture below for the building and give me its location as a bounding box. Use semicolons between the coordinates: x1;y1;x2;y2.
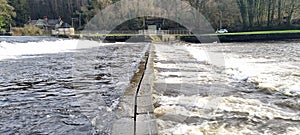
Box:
25;16;71;30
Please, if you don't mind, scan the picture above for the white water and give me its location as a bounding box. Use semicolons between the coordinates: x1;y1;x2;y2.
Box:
224;55;300;96
153;43;300;135
185;44;300;97
0;39;116;60
155;95;300;135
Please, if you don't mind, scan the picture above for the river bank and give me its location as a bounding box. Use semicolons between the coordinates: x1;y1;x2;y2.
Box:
4;29;300;43
181;33;300;43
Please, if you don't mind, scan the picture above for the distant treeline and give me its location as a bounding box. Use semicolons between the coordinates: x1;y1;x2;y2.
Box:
8;0;112;28
186;0;300;31
4;0;300;31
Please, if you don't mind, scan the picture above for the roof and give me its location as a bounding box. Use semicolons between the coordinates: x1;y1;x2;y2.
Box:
26;19;60;26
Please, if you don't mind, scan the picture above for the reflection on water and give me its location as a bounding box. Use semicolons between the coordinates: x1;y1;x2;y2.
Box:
0;38;148;134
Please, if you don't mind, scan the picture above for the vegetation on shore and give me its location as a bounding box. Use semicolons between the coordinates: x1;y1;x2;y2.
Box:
0;0;15;32
1;0;300;35
219;30;300;35
11;25;45;36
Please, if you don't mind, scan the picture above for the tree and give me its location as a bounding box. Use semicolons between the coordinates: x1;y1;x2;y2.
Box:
8;0;30;26
2;0;300;31
236;0;248;28
286;0;296;25
0;0;16;29
277;0;282;25
74;0;103;28
247;0;254;28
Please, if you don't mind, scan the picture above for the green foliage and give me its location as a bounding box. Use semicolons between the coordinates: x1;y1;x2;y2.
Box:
0;26;6;33
0;16;5;27
11;25;44;36
0;0;16;27
8;0;30;26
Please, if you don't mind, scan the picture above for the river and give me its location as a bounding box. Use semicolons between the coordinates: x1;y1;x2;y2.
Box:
0;37;148;134
153;41;300;135
0;37;299;135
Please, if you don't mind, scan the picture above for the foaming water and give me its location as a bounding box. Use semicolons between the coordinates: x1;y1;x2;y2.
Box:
0;36;59;43
0;37;113;60
224;55;300;96
155;95;300;134
153;42;300;135
187;42;300;96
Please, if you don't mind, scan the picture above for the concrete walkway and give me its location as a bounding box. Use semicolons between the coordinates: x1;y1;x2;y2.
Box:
111;43;223;134
112;44;157;135
111;43;226;134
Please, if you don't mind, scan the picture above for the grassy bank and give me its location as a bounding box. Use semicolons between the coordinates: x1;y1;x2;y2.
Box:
218;30;300;35
183;30;300;43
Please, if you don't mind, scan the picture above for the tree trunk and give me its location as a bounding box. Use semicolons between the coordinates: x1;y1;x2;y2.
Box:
247;0;254;29
267;0;271;27
270;0;276;26
287;0;295;26
237;0;248;28
277;0;282;25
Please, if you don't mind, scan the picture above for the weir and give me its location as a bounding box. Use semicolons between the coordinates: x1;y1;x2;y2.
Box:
69;30;300;43
112;44;158;135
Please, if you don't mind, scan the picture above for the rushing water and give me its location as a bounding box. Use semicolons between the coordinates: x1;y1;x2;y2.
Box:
1;37;299;135
0;37;148;134
153;42;300;135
